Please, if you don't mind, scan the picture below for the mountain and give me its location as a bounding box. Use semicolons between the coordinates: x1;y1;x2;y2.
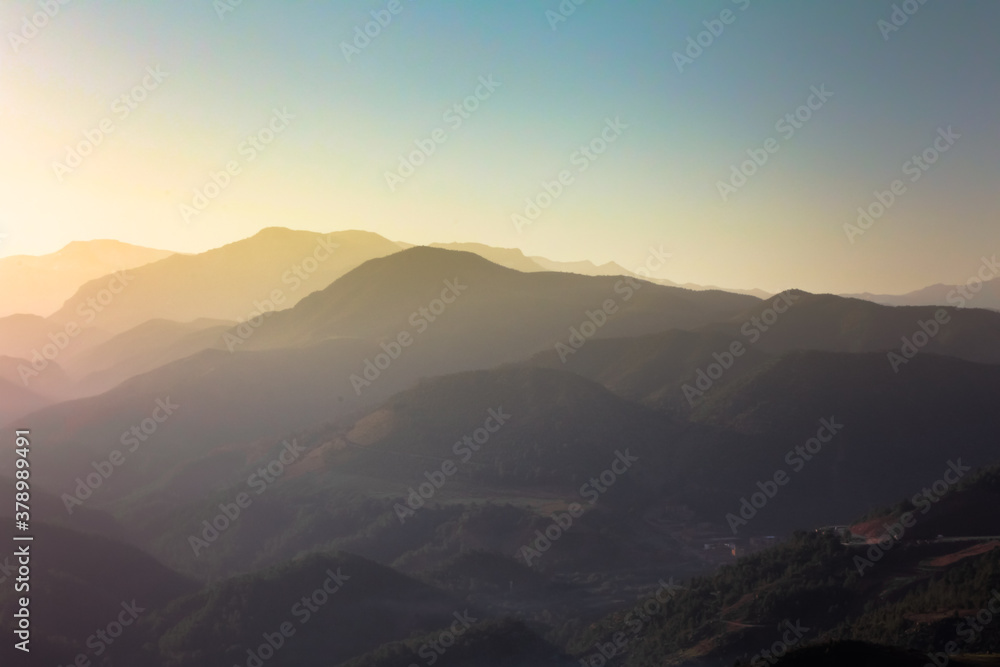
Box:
575;463;1000;667
241;246;761;353
130;551;484;667
46;228;403;334
0;353;74;399
0;521;197;665
0;376;51;425
846;275;1000;312
431;241;771;297
528;328;775;415
341;618;574;667
0;246;756;502
528;329;1000;532
0;312;112;362
59;317;235;397
430;242;549;272
671;350;1000;533
700;291;1000;366
0;239;174;318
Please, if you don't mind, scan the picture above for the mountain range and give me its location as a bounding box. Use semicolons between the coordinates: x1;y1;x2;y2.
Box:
3;227;999;666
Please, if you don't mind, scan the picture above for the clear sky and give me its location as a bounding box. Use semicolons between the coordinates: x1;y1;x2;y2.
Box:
1;0;997;294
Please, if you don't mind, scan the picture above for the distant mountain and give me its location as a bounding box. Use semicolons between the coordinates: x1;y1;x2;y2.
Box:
243;246;761;353
0;353;74;399
60;317;234;397
528;328;775;415
430;242;549;272
0;376;51;425
701;291;1000;366
673;350;1000;532
529;254;636;277
846;276;1000;312
430;240;771;297
47;228;403;334
0;239;174;318
0;312;112;362
280;366;678;496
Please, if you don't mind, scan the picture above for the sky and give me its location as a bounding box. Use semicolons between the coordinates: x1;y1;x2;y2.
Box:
1;0;998;295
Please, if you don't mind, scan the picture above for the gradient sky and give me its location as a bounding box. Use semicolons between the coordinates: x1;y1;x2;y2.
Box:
1;0;997;294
